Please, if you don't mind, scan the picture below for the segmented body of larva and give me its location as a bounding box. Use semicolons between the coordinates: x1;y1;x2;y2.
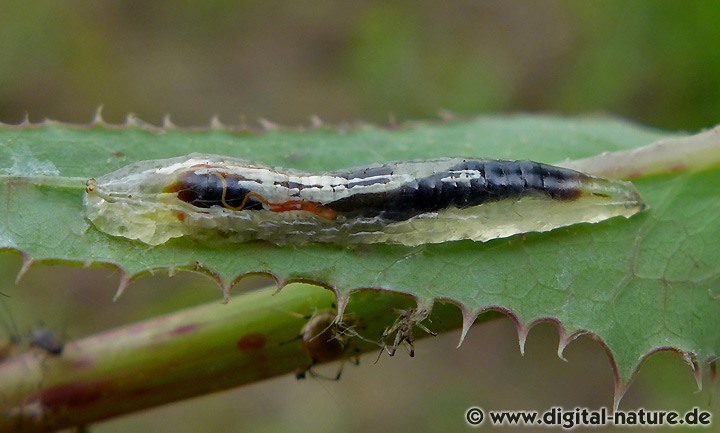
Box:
84;154;645;246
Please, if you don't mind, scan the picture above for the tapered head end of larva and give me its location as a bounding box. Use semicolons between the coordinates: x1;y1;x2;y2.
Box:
634;193;648;213
576;176;647;221
618;182;647;215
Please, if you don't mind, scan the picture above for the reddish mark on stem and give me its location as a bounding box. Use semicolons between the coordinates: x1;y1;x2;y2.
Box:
237;333;266;352
72;357;94;369
169;323;200;336
40;382;106;409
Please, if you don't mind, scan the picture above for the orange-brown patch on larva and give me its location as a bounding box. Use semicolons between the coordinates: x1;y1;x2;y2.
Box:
175;211;186;222
269;200;337;220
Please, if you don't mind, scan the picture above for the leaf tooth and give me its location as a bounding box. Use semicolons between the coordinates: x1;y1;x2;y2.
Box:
258;118;278;131
556;333;570;362
682;351;703;391
613;381;629;413
456;305;478;348
557;329;588;362
209;115;226;131
15;253;33;284
333;289;350;324
268;272;284;296
125;113;139;127
609;348;709;410
20;112;31;127
220;282;231;304
124;113;155;130
112;271;131;302
309;115;323;129
693;364;703;392
92;105;106;126
162;114;176;129
516;320;530;357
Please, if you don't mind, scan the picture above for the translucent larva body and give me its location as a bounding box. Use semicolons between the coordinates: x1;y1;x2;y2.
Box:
84;153;646;246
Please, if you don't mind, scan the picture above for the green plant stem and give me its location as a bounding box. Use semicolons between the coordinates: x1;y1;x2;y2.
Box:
0;283;469;432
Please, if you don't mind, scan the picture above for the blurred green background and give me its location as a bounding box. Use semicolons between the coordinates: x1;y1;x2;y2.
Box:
1;1;718;432
1;0;719;130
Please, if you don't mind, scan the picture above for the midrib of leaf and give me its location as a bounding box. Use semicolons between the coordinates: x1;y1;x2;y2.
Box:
0;115;717;391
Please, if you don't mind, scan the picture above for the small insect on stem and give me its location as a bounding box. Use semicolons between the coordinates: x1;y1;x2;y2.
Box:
29;326;64;356
378;308;437;360
1;301;64;360
296;311;366;380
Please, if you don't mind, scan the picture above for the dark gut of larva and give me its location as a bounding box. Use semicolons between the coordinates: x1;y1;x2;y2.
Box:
164;171;265;210
166;161;585;222
327;160;584;220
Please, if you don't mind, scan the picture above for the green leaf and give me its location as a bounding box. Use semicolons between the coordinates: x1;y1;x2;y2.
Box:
0;115;717;401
